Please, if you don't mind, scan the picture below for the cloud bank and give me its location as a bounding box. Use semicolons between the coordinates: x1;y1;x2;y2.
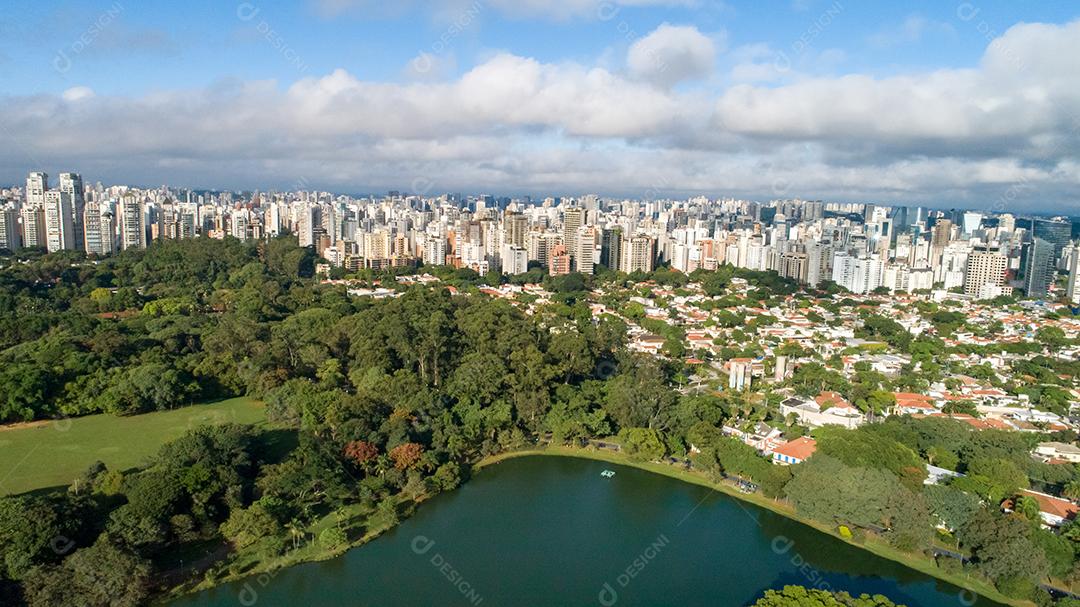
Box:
2;20;1079;211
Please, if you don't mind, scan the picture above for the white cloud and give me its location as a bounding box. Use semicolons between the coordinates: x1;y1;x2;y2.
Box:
61;87;95;102
627;23;718;87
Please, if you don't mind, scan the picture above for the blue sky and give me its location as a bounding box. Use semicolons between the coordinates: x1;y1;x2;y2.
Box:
5;0;1072;94
1;0;1079;211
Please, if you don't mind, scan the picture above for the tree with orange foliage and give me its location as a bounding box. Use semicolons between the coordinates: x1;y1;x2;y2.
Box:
344;441;379;468
388;442;424;470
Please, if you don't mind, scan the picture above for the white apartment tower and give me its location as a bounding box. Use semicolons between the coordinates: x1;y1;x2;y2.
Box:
563;208;583;269
1067;247;1080;305
43;190;76;252
26;172;48;207
20;206;46;248
83;200;114;256
58;173;85;250
119;195;146;250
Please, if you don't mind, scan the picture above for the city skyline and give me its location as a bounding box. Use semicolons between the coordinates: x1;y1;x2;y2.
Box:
1;1;1079;211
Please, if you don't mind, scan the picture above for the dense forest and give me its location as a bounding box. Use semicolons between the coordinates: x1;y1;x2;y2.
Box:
1;237;1079;606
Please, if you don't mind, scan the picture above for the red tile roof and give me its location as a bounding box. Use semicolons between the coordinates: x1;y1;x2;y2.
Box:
1023;490;1080;521
773;437;817;461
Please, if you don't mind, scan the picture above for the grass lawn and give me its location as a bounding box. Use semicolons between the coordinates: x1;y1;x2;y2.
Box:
0;397;266;496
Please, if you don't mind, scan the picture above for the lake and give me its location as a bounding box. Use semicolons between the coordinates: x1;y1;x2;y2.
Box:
171;456;1005;607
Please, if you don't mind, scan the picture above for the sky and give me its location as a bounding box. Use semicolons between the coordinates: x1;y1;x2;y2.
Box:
0;0;1079;213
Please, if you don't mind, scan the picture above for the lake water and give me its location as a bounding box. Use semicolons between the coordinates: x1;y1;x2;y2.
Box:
171;456;1004;607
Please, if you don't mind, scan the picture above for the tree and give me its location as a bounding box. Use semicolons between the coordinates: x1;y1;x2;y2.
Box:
22;538;152;607
1033;528;1075;579
618;427;666;461
603;355;676;430
815;427;926;487
958;509;1049;584
1013;494;1041;523
752;585;904;607
220;504;282;549
388;443;425;471
0;494;89;580
924;485;980;532
343;441;380;469
967;457;1028;498
785;456;901;528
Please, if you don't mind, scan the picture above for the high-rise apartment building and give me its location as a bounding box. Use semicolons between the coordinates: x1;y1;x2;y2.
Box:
25;172;48;207
20;206;46;248
600;227;622;271
562;208;583;269
503;211;528;248
1067;247;1080;305
620;234;655;274
58;173;85;250
43;190;75;252
83;200;114;256
119;195;146;250
0;207;21;250
964;247;1007;297
549;244;571;275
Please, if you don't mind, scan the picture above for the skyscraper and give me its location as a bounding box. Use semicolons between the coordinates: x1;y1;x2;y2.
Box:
964;247;1007;297
600;227;622;271
1030;218;1071;258
58;173;85;251
620;234;655;274
1024;237;1056;299
83;200;114;256
1067;247;1080;305
503;211;528;248
575;226;595;274
119;195;146;250
43;190;76;252
20;206;46;248
0;207;21;251
562;208;583;269
25;172;48;207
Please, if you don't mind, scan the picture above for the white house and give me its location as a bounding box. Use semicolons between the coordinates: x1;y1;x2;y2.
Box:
780;392;865;429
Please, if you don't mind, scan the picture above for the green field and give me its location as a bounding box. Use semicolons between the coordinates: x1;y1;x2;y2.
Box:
0;397;267;496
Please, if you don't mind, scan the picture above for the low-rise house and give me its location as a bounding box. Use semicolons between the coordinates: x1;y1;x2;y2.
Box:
925;464;964;485
1034;442;1080;464
893;392;939;416
771;437;817;465
780;392;865;429
723;422;784;453
1021;490;1079;528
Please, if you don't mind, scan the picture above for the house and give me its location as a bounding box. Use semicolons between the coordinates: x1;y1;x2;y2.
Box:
1021;490;1080;528
771;437;817;465
925;464;963;485
1034;442;1080;464
779;392;865;429
723;422;784;453
893;392;938;415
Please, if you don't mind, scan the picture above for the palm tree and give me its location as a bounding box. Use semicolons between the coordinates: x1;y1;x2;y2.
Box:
1063;481;1080;502
286;520;304;551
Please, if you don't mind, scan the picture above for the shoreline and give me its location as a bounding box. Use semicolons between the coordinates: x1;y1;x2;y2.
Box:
161;446;1026;607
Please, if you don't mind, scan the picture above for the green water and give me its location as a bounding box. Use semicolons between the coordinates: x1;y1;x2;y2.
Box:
172;456;1004;607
